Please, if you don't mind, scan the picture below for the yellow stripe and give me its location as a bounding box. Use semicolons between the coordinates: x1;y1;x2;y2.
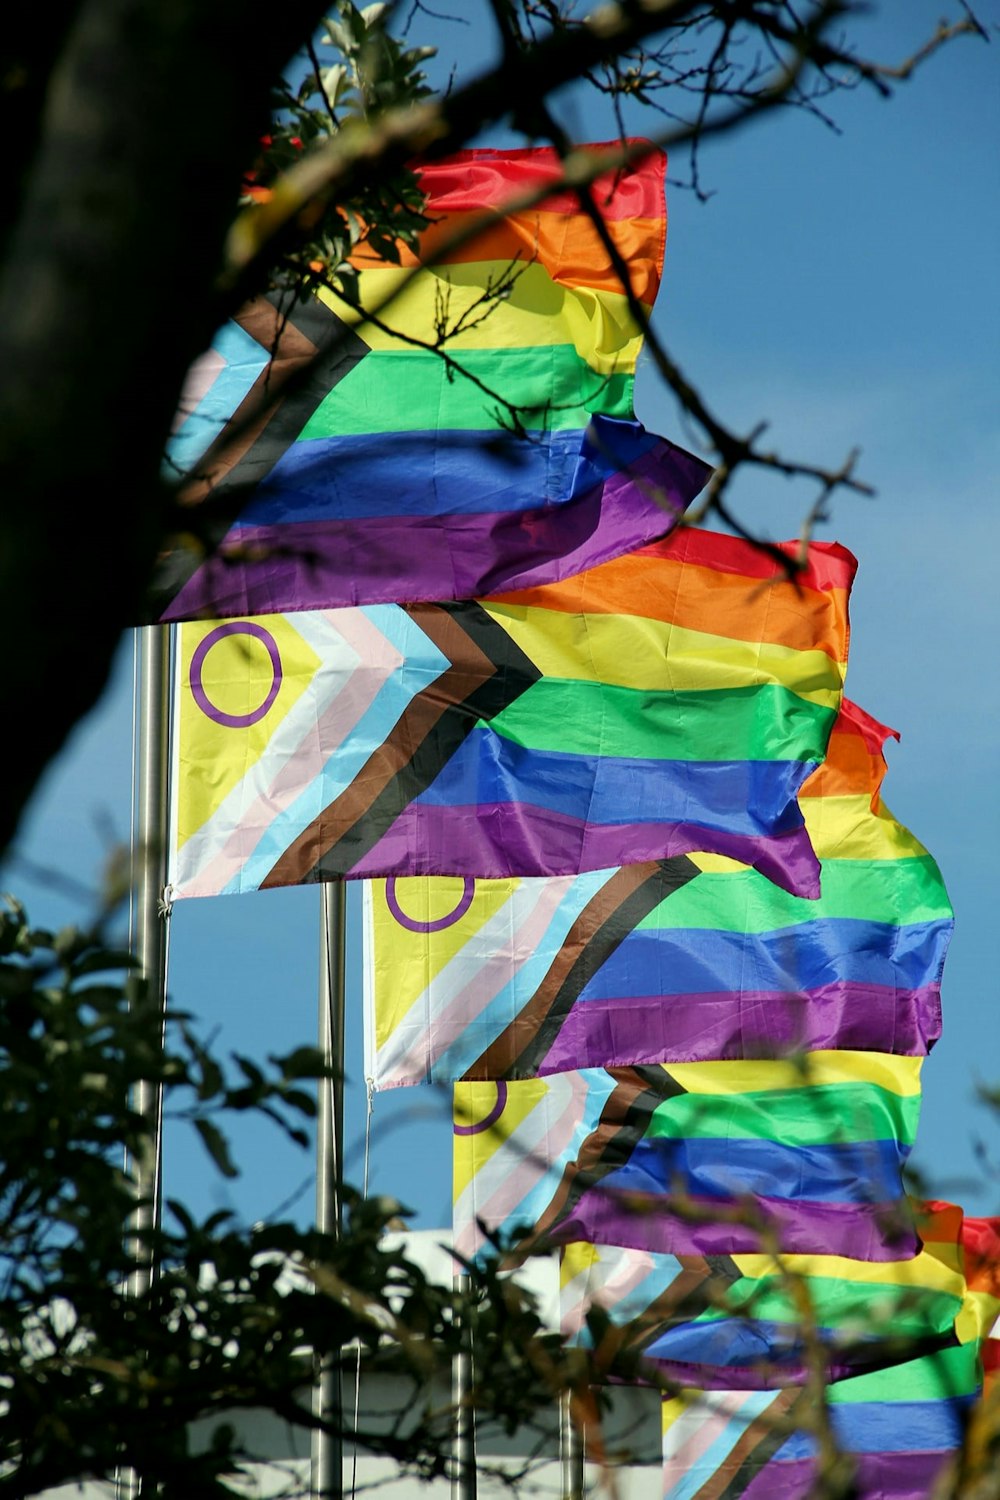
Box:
803;794;931;861
733;1247;964;1296
317;262;642;374
663;1053;923;1096
371;877;520;1045
688;851;748;874
959;1287;1000;1345
485;606;845;709
174;616;321;846
560;1241;601;1289
452;1078;547;1198
662;1393;702;1438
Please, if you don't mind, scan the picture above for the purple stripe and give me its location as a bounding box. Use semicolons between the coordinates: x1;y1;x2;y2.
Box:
550;1195;919;1262
157;440;710;620
739;1451;953;1500
347;805;822;899
538;985;943;1073
634;1353;903;1392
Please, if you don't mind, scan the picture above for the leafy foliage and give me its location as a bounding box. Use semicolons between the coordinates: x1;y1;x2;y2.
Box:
240;1;434;298
0;897;570;1495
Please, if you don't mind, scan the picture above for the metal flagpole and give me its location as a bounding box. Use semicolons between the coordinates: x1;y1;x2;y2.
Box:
118;623;172;1500
452;1272;477;1500
560;1390;585;1500
312;881;346;1499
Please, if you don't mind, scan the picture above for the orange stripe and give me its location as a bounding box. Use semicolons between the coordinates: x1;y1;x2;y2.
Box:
351;211;663;308
801;701;898;801
490;549;851;659
801;730;885;802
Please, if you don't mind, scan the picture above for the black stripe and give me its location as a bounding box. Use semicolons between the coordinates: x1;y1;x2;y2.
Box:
544;1068;688;1237
310;600;543;879
506;856;701;1077
149;292;368;614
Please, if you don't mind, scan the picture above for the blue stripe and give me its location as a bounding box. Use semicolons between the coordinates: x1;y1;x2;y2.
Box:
774;1397;974;1457
597;1135;910;1205
233;417;658;525
569;1255;688;1348
645;1317;822;1368
413;731;812;837
577;918;951;1000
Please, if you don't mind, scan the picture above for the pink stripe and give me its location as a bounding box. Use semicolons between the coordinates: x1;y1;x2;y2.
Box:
382;880;574;1083
172;347;226;432
562;1245;655;1337
186;612;403;893
664;1391;762;1480
456;1078;584;1260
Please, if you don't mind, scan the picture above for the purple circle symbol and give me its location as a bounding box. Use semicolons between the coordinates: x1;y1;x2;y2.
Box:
385;876;475;933
454;1081;508;1137
190;621;283;728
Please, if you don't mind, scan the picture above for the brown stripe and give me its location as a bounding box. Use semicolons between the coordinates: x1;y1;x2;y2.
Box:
523;1068;680;1249
630;1255;742;1355
177;297;322;505
691;1387;806;1500
584;1260;715;1383
472;863;661;1078
262;605;501;888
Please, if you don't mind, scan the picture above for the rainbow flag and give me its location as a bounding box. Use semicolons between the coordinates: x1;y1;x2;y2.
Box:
169;529;852;899
560;1201;974;1392
660;1349;979;1500
364;700;950;1087
452;1053;922;1268
659;1206;1000;1497
149;142;711;621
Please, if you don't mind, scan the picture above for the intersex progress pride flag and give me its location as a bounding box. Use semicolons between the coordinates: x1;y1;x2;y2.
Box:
168;529;852;899
149;141;711;621
660;1349;980;1500
364;699;950;1087
559;1200;976;1393
452;1053;923;1268
658;1206;1000;1498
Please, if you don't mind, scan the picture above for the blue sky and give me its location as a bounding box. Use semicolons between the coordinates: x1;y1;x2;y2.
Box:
4;3;998;1234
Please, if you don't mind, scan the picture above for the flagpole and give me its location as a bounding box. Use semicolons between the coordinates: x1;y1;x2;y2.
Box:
560;1391;584;1500
313;881;346;1499
452;1272;477;1500
118;623;172;1500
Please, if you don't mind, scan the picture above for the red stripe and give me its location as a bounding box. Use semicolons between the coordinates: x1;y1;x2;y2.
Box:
411;140;667;220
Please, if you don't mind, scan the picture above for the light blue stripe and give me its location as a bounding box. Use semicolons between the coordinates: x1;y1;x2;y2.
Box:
165;321;268;475
472;1071;617;1267
664;1391;780;1500
221;607;450;893
431;870;614;1081
570;1252;686;1347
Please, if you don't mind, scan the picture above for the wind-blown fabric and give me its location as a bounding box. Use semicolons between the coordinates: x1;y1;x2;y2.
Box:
559;1200;977;1392
363;699;949;1087
452;1054;922;1267
149;142;712;621
169;529;852;899
658;1206;1000;1497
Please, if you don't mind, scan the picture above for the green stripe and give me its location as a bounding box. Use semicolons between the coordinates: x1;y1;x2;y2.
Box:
300;346;635;436
637;857;952;933
645;1083;921;1146
827;1341;980;1403
488;682;835;762
699;1274;960;1332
